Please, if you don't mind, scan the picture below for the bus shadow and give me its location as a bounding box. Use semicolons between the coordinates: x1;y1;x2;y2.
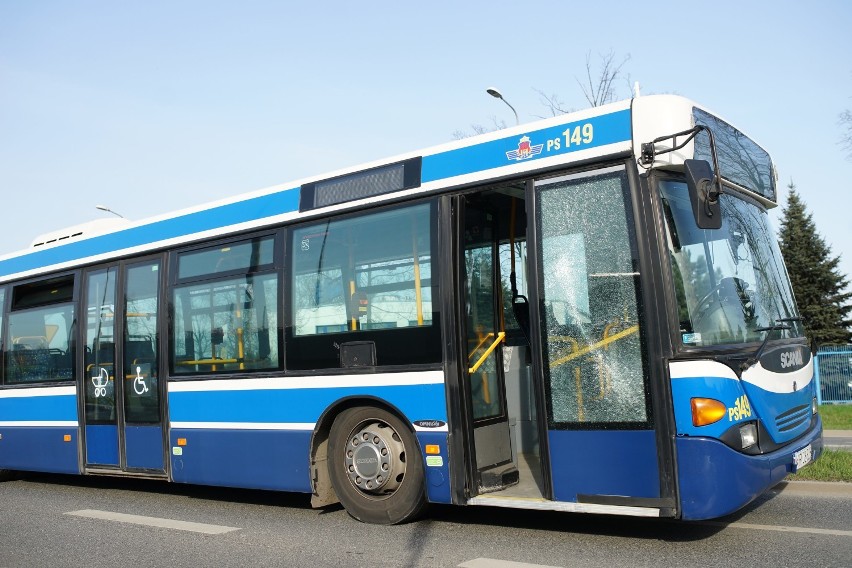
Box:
425;504;725;542
18;471;317;512
19;471;780;542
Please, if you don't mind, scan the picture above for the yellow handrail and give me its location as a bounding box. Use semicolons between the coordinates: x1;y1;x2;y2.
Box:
468;332;495;360
468;331;505;374
550;325;639;368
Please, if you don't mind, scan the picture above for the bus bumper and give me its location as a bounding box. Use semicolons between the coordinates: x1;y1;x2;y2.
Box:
675;414;823;520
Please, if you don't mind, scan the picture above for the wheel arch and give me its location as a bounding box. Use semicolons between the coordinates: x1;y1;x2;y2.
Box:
308;395;422;509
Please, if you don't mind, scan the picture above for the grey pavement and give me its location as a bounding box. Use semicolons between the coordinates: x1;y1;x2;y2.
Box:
823;429;852;452
778;429;851;497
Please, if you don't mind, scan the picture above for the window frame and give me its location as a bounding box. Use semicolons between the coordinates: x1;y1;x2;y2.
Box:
530;164;655;430
285;197;442;372
168;230;283;378
2;272;78;387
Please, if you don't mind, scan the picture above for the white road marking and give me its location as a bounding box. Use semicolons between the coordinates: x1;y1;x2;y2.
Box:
65;509;240;535
700;520;852;538
459;559;563;568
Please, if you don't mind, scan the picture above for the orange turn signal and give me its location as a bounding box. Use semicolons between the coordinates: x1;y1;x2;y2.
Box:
691;398;727;427
63;434;72;442
425;445;440;455
177;438;187;446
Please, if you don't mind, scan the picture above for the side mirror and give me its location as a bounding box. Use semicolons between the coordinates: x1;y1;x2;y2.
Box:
684;159;722;230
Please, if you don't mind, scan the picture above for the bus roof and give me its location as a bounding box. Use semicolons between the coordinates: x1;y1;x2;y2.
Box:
0;94;773;283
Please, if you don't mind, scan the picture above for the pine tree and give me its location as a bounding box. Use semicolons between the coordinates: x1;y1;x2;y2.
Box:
778;182;852;345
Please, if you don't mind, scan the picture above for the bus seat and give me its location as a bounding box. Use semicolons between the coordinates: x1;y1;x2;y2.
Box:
512;295;532;345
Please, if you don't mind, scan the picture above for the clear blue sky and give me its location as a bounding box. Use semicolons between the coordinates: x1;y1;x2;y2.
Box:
2;1;851;281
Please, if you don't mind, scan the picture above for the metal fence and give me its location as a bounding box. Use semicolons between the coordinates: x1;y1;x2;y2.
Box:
815;345;852;404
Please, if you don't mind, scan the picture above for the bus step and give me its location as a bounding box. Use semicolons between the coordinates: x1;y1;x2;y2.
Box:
479;463;520;493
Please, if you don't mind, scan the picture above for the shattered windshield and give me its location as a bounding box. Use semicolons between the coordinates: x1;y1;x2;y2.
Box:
659;179;803;347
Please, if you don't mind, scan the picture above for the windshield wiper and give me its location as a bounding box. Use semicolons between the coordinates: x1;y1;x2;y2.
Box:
740;317;803;371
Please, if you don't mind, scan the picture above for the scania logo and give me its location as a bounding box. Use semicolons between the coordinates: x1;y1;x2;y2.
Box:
780;349;803;369
356;457;378;465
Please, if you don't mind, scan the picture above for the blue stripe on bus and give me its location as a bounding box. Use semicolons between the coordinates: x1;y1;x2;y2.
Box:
671;373;816;444
0;393;77;422
421;109;632;183
0;187;300;278
168;382;448;425
0;426;79;474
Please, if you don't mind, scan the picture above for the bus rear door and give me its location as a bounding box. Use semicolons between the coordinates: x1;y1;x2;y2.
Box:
80;258;166;475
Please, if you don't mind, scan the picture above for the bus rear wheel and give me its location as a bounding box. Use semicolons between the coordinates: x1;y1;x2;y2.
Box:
328;406;426;524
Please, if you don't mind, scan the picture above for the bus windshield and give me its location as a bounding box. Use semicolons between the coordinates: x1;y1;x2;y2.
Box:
659;179;804;347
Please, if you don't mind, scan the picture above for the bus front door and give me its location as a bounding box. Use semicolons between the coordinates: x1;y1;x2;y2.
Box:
458;194;519;493
80;258;166;475
531;168;671;511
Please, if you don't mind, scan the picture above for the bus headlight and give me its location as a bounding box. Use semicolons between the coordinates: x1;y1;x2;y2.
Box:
739;423;757;449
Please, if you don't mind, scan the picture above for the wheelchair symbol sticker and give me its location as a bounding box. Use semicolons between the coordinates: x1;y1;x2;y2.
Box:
133;366;149;395
91;367;109;397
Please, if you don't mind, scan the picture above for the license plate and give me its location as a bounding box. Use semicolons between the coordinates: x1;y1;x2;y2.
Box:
792;444;813;472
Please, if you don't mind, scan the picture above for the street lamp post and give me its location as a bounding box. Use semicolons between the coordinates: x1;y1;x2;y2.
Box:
95;205;125;219
486;87;519;125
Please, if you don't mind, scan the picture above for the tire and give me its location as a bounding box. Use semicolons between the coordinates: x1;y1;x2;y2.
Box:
328;406;426;524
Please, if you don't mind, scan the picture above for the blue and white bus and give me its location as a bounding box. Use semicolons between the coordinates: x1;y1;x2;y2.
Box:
0;95;822;524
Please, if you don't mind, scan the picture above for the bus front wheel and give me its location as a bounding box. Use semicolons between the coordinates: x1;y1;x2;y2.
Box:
328;406;426;524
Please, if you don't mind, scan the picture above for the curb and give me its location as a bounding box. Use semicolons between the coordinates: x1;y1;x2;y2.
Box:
823;430;852;437
773;480;852;497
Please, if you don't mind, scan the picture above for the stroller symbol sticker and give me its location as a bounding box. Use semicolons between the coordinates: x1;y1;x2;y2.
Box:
91;368;109;397
134;366;149;395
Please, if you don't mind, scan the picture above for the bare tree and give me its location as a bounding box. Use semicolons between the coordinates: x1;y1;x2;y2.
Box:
533;51;632;120
452;116;508;140
452;50;632;138
577;50;631;108
841;107;852;160
534;89;573;117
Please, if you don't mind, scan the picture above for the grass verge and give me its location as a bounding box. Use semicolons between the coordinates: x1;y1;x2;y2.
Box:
819;404;852;430
789;449;852;482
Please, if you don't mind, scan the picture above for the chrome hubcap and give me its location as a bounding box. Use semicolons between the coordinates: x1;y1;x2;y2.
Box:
344;421;406;495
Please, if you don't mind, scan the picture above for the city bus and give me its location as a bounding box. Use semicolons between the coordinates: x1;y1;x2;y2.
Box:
0;94;822;524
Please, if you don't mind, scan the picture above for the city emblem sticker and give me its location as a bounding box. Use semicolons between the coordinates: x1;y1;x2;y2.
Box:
505;135;543;161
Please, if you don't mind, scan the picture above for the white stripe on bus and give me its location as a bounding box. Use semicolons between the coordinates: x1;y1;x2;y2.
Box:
169;421;449;432
167;370;445;393
0;386;76;398
0;421;78;427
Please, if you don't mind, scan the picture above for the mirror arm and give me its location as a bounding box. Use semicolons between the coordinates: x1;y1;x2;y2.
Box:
640;125;723;203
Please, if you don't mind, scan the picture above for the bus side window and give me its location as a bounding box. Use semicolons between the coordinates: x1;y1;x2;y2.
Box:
170;236;280;376
288;201;440;369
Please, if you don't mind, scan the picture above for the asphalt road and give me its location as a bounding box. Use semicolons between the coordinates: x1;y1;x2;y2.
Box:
1;473;850;568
